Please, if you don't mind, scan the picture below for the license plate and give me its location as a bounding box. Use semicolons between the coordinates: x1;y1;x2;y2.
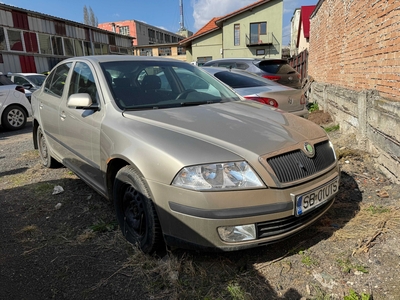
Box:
295;177;339;216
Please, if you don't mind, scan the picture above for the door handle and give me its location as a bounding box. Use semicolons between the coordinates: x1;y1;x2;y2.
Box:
39;103;43;109
60;111;66;120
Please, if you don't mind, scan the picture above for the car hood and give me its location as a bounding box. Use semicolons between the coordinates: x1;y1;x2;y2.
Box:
122;100;325;158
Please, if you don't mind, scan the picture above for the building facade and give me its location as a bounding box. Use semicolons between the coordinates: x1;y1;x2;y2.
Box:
0;4;134;74
180;0;283;65
98;20;185;46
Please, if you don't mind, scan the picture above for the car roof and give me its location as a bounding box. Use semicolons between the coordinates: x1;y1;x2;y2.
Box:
10;73;46;76
201;66;284;87
205;58;288;63
62;55;187;64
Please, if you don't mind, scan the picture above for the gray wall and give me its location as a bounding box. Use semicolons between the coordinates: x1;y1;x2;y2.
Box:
309;83;400;184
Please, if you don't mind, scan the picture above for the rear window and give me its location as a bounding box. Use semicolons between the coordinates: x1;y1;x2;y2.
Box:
0;75;14;85
257;60;297;75
214;71;270;88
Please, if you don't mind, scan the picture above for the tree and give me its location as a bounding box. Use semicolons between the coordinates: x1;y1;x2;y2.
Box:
83;5;98;27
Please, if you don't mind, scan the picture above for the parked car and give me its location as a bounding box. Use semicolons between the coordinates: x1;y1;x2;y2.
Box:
0;74;32;130
203;58;301;89
202;67;308;117
31;55;339;253
7;72;46;92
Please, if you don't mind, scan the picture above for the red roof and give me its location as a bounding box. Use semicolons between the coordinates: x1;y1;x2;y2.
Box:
300;5;316;39
180;0;272;46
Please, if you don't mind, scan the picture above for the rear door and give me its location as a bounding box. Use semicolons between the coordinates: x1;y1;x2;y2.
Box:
36;62;72;157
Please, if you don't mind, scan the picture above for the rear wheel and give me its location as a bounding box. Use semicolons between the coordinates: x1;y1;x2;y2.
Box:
36;125;59;168
114;166;163;253
2;105;27;130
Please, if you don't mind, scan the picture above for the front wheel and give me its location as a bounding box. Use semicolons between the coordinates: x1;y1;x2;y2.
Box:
113;166;163;253
1;105;27;130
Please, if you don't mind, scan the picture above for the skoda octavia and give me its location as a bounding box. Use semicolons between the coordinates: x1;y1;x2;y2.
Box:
31;55;339;253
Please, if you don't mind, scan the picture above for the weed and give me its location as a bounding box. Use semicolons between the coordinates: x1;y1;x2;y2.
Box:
308;103;319;112
344;289;371;300
324;124;340;132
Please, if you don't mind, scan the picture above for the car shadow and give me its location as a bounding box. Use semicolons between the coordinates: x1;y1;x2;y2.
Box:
0;118;33;139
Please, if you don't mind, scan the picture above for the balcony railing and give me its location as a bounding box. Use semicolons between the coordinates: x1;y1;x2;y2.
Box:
246;32;277;47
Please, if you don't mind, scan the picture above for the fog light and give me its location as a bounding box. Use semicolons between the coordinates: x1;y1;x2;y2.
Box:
217;224;256;242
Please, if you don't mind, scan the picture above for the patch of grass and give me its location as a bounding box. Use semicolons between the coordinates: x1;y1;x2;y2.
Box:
89;220;117;232
336;258;368;274
366;205;390;214
323;124;340;132
344;289;371;300
34;182;54;195
308;103;319;112
227;281;246;300
299;250;318;267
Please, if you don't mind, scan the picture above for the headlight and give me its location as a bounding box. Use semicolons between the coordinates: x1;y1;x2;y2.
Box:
172;161;265;191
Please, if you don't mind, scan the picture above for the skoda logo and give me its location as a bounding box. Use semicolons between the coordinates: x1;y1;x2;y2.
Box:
304;142;315;158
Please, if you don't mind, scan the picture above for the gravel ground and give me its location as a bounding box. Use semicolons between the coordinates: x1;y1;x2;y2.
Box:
1;115;400;300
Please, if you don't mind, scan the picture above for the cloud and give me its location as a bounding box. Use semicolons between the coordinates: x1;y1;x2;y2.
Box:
192;0;255;30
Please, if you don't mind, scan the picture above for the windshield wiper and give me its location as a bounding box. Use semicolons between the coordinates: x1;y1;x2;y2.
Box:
180;100;219;107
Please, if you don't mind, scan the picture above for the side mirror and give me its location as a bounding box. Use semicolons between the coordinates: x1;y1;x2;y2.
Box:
23;83;33;90
67;93;99;110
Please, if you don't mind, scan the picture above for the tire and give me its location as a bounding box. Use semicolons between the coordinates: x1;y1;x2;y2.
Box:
36;125;59;168
113;166;163;253
2;105;27;130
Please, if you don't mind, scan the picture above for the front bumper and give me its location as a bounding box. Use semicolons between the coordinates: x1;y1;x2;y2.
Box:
148;164;340;251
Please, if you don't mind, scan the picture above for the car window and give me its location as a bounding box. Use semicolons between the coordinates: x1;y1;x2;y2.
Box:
68;62;98;103
44;63;72;97
218;62;236;69
258;60;297;75
26;75;46;86
0;75;14;85
213;71;269;88
236;63;249;70
13;76;30;85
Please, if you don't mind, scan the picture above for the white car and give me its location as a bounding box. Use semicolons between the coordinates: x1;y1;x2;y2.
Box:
0;74;32;130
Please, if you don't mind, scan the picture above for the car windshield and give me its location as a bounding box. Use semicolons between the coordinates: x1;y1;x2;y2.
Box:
213;70;276;88
26;75;46;86
100;61;240;110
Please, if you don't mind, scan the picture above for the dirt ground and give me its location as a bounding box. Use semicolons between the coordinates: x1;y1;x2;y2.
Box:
1;113;400;300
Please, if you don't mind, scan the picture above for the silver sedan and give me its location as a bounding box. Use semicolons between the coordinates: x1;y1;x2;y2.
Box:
31;55;339;253
202;66;308;117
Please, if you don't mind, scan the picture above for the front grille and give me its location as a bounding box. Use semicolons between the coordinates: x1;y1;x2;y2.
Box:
256;199;333;239
266;141;335;183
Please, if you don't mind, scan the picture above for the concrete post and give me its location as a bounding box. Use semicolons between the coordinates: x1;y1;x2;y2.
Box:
357;90;368;150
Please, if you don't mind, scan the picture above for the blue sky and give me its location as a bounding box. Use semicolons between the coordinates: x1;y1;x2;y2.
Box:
4;0;317;45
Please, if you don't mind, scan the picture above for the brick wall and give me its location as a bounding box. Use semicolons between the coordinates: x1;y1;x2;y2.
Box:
309;0;400;101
